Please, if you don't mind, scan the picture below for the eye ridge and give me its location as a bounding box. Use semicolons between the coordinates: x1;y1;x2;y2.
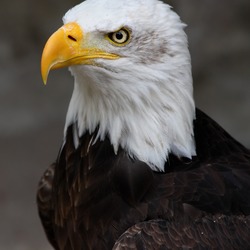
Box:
107;28;130;45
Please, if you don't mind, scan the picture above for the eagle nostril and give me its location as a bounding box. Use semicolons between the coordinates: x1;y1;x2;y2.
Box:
68;35;77;42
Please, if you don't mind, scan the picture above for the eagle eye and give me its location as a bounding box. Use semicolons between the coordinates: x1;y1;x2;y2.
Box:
107;28;131;46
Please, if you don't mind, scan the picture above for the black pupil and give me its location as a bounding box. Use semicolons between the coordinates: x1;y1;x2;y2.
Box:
115;31;124;40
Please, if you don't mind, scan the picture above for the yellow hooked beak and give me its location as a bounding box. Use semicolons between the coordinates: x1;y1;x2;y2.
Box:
41;22;120;84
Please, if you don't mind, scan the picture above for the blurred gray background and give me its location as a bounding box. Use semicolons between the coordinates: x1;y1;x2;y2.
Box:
0;0;249;249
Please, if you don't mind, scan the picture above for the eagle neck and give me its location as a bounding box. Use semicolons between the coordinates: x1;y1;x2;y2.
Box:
64;64;196;171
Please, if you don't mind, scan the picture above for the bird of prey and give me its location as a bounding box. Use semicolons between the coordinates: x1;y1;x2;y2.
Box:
37;0;250;249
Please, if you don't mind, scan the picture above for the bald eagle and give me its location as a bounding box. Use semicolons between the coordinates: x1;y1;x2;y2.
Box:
37;0;250;249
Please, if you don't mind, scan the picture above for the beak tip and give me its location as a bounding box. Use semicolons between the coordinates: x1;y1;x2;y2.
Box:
43;79;47;85
41;68;48;85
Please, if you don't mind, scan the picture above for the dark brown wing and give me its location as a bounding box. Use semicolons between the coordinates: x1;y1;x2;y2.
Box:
37;163;58;250
187;109;250;214
161;109;250;215
193;109;250;161
37;109;250;250
113;215;250;250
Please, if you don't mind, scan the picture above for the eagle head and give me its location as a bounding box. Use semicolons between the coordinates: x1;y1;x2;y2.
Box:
41;0;196;171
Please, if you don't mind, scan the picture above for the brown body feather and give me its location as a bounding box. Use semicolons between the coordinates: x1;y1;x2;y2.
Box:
37;109;250;249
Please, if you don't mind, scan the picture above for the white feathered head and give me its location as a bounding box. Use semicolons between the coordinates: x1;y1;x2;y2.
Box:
41;0;196;171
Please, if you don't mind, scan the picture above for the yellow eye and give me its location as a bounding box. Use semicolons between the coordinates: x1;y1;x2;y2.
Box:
107;28;131;46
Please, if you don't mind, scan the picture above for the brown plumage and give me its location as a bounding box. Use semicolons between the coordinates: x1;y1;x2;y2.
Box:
113;216;250;250
37;109;250;249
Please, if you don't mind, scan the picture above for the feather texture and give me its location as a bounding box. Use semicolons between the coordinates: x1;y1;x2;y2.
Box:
113;216;250;250
37;109;250;249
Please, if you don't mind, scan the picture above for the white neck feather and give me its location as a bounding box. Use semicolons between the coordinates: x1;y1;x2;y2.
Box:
65;57;196;171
